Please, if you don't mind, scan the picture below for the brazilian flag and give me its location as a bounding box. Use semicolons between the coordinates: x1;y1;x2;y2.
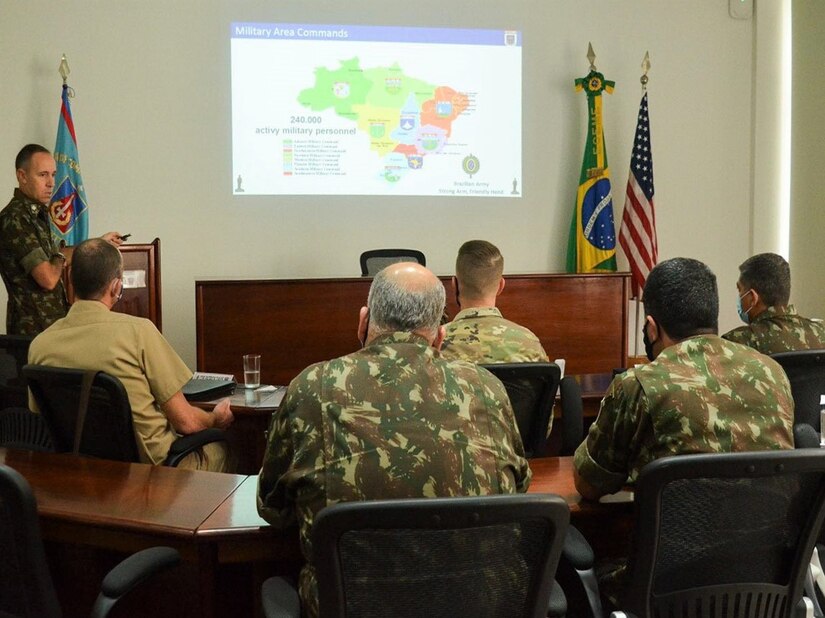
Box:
566;70;617;273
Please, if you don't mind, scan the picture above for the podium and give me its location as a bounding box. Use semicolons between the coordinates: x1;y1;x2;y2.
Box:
63;238;163;331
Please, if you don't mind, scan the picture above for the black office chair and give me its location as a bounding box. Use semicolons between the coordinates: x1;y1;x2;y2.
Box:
558;376;585;456
562;450;825;618
0;335;34;409
359;249;426;276
771;349;825;434
261;493;569;618
23;364;226;467
0;407;54;452
0;462;180;617
480;363;561;458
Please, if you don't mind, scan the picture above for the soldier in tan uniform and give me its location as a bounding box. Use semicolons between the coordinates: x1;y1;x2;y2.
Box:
0;144;123;335
574;257;793;605
722;252;825;354
257;262;530;617
441;240;548;364
29;238;233;471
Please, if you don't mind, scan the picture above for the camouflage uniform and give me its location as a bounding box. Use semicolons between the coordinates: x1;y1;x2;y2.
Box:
257;331;530;617
0;189;68;335
722;305;825;354
441;307;549;364
574;334;793;605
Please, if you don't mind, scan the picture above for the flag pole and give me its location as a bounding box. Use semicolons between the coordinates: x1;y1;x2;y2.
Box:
630;53;651;359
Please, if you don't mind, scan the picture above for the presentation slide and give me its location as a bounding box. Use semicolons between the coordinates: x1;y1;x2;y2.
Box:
230;23;522;197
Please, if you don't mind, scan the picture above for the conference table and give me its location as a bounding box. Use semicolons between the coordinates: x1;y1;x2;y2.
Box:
206;372;614;475
0;446;632;618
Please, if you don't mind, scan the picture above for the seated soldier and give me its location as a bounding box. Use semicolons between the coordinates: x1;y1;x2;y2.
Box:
29;238;233;471
722;252;825;353
440;240;548;363
574;257;793;606
257;262;529;617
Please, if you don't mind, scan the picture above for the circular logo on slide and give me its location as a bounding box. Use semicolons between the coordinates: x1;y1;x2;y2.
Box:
462;154;480;178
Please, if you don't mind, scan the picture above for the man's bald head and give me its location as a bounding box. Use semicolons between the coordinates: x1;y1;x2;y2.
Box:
367;263;446;338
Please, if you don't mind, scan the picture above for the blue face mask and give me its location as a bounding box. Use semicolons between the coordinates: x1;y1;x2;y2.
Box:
737;290;753;324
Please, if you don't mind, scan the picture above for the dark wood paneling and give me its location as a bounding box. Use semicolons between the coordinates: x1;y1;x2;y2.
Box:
63;238;163;331
196;273;630;385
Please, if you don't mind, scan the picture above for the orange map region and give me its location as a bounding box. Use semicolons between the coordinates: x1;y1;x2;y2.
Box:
393;144;418;155
420;87;469;135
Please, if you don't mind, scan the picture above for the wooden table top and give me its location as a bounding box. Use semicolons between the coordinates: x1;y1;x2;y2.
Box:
0;448;246;538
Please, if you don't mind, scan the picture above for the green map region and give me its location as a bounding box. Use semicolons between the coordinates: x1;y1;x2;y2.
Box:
298;57;469;182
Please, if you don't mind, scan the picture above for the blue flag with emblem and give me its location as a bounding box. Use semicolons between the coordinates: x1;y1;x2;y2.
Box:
49;84;89;245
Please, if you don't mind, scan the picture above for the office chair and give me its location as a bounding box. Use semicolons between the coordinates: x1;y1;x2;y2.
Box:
0;407;54;452
771;349;825;434
0;463;180;618
561;450;825;618
558;376;585;456
480;363;561;458
261;493;569;618
359;249;426;276
0;335;34;409
23;364;226;467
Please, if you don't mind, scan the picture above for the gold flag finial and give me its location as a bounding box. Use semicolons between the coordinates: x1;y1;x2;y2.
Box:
58;54;70;85
640;51;651;90
587;42;597;71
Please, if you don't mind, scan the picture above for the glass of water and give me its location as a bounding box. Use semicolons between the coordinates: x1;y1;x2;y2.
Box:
243;354;261;388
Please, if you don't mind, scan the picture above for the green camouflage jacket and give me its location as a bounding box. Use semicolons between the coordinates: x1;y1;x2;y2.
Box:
722;305;825;354
441;307;549;364
0;190;68;335
257;331;530;617
575;335;794;496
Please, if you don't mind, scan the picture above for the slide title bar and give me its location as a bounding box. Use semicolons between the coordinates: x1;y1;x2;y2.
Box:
231;22;521;46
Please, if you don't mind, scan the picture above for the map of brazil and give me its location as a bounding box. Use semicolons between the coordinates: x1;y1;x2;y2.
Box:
298;58;469;183
231;23;521;196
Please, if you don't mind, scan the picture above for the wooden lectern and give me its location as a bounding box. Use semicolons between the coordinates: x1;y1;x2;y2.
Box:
62;238;163;331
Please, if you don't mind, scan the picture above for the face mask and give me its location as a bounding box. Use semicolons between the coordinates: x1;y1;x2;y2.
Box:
642;323;656;362
737;290;752;324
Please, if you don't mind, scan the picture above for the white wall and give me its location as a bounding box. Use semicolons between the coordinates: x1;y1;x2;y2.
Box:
0;1;770;366
791;0;825;319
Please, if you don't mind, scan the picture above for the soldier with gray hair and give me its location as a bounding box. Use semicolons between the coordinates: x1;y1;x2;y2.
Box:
257;262;529;617
573;257;793;607
722;252;825;353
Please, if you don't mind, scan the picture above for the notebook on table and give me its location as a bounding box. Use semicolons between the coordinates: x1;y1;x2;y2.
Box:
182;372;236;401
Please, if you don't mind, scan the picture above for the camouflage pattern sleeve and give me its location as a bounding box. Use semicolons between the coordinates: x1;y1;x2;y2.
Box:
573;373;644;495
257;368;312;528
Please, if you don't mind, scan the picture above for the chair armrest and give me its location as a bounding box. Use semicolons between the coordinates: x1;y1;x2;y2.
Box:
794;423;820;449
261;576;301;618
559;376;584;456
90;546;180;618
563;525;595;570
164;428;227;467
547;578;567;618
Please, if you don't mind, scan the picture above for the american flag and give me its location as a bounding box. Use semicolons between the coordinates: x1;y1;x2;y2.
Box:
619;92;657;298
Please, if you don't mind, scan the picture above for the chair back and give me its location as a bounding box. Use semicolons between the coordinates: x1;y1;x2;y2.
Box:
359;249;426;276
0;463;61;617
623;450;825;618
22;364;140;462
313;494;569;618
771;349;825;429
0;335;34;410
480;363;561;458
0;408;54;452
